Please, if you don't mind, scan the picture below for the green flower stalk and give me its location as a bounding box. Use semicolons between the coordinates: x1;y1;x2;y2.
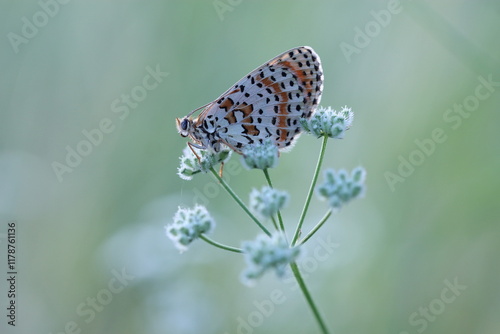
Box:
171;104;365;334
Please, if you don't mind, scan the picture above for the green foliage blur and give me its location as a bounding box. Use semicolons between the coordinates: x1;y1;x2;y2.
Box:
1;1;499;333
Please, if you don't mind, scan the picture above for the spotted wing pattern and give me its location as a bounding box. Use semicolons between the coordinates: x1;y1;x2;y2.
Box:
192;46;323;153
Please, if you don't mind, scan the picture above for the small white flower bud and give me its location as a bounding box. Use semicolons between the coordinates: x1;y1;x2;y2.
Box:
166;205;215;252
241;232;300;285
241;139;279;170
316;167;366;209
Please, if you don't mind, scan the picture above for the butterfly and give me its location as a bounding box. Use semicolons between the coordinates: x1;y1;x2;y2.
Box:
176;46;323;155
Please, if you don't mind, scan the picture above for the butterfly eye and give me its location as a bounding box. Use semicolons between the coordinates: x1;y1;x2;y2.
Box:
181;118;189;131
177;118;191;137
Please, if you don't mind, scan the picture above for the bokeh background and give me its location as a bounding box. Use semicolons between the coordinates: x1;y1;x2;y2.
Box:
1;1;499;333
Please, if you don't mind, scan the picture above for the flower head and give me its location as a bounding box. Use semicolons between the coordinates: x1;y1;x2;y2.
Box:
300;105;354;139
166;205;215;252
177;145;232;180
249;186;289;219
241;139;279;170
241;232;300;285
316;167;366;209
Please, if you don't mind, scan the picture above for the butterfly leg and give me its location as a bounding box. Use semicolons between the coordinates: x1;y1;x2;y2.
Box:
219;138;243;155
187;142;202;162
219;162;224;178
187;141;226;178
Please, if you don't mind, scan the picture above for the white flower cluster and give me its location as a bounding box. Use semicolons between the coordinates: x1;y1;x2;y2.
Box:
300;105;354;138
241;232;300;285
316;167;366;209
249;186;289;219
166;205;215;252
177;145;232;180
241;139;279;170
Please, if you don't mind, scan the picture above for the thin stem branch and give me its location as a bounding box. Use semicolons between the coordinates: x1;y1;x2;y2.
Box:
263;169;286;233
200;235;242;253
263;168;273;187
271;216;279;231
290;262;330;334
298;209;332;245
292;136;329;246
210;167;271;236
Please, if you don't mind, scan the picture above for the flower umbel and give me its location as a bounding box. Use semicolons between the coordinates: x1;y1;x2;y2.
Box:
241;232;300;285
241;139;279;170
301;105;354;139
316;167;366;209
166;205;215;252
249;186;289;219
177;145;232;180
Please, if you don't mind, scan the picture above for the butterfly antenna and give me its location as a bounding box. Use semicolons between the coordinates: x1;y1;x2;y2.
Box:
186;102;212;118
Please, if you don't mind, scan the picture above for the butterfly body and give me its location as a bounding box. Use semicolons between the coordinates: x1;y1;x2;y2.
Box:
176;46;323;154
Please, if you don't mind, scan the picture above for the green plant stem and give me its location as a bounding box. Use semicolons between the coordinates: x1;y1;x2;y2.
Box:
263;169;286;233
271;216;279;231
290;261;330;334
210;168;271;236
292;136;329;246
200;235;242;253
298;209;332;245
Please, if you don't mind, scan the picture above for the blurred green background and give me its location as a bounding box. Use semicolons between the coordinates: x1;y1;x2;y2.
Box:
1;1;499;333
